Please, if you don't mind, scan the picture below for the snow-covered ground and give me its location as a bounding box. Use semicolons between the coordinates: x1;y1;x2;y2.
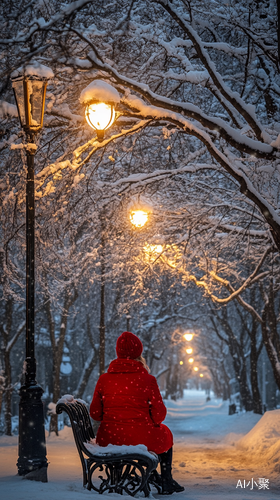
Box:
1;389;279;499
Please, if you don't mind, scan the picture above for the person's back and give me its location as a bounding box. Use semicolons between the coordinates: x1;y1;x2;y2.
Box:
90;357;172;453
90;331;184;495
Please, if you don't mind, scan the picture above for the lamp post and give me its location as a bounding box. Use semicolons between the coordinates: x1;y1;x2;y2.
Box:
12;62;53;481
80;80;119;373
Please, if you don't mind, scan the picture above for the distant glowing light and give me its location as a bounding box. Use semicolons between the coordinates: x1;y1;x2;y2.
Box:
144;244;163;255
188;358;194;364
151;244;163;253
130;210;148;228
184;333;193;341
194;367;199;372
179;361;183;365
200;374;204;378
186;348;193;354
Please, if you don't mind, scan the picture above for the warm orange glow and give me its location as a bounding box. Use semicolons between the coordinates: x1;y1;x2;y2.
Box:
194;366;199;372
188;358;194;364
186;348;193;354
130;210;148;228
179;361;183;365
184;333;193;341
85;102;115;131
143;244;163;256
200;374;204;377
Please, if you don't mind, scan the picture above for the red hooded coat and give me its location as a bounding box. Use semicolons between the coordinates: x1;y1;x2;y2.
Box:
90;358;173;454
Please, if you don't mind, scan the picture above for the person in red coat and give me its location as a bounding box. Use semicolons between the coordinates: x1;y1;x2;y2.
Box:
90;331;184;495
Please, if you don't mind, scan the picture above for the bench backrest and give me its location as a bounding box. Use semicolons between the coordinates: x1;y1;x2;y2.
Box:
56;400;94;455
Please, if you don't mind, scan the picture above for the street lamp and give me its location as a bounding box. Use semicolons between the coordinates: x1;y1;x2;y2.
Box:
80;80;120;142
188;358;194;364
79;81;119;376
184;333;193;341
186;348;193;354
130;210;149;228
194;366;199;372
12;62;53;482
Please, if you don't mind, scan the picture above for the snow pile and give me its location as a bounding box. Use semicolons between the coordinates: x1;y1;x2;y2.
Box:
79;80;120;105
48;402;57;415
11;61;54;79
237;409;280;472
56;394;86;405
52;394;87;413
84;440;157;460
57;394;75;405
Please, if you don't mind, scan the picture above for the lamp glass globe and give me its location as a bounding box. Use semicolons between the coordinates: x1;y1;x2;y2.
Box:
86;102;115;131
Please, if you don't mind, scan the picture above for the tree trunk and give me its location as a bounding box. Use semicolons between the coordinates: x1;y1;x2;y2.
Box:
239;362;253;411
221;364;231;400
261;305;280;391
75;314;98;399
2;298;13;435
0;371;4;419
250;332;263;414
99;219;106;376
99;271;105;376
277;0;280;68
164;352;173;399
46;289;77;435
4;350;12;436
258;282;280;392
75;349;98;399
49;357;60;435
209;367;222;398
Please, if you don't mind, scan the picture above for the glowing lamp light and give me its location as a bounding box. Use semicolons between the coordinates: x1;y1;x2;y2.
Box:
130;210;149;228
80;80;120;142
179;361;183;365
186;348;193;354
144;244;163;256
194;367;199;372
151;244;163;253
188;358;194;364
184;333;193;341
85;102;115;141
200;374;204;378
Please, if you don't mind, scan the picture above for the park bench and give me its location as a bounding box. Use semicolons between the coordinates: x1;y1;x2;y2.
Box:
56;396;159;496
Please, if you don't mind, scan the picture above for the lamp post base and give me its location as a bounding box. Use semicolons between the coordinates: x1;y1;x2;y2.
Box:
17;382;48;481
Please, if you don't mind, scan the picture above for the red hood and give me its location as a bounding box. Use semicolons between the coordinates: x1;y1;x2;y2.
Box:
107;358;147;374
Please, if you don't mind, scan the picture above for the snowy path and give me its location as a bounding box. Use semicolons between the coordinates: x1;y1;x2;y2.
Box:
165;390;279;498
0;389;279;499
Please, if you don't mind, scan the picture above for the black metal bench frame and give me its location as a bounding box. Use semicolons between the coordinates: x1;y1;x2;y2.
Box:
56;400;159;496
